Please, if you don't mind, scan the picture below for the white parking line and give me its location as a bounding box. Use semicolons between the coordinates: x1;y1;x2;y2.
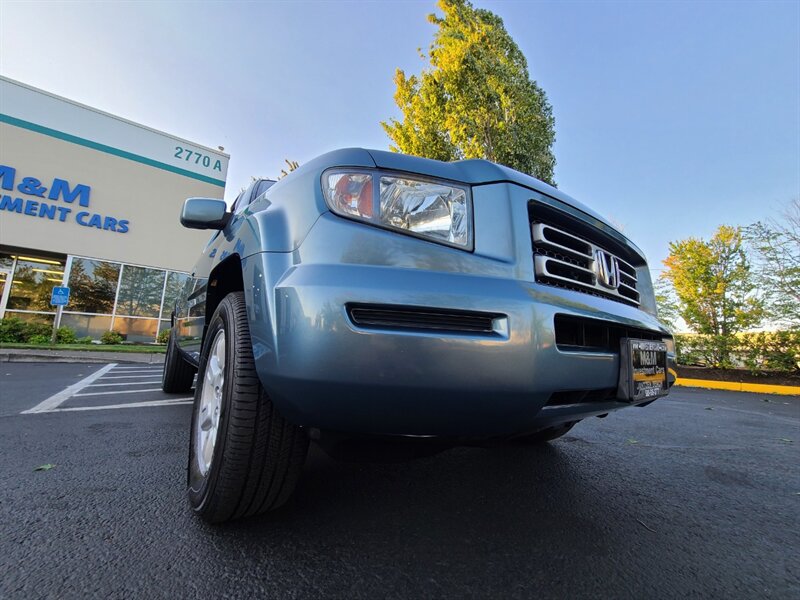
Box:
87;380;161;387
49;398;193;412
74;387;163;397
22;363;118;414
113;366;162;371
98;374;165;379
103;369;161;374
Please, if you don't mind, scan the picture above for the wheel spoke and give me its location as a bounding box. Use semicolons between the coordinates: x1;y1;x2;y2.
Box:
215;334;226;370
202;429;215;466
200;413;213;431
194;328;227;477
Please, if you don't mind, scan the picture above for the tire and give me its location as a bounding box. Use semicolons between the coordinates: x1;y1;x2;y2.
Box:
187;291;309;523
162;327;196;393
511;421;578;445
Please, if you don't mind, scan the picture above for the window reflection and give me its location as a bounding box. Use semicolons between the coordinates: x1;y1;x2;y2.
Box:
112;317;159;343
0;253;15;270
115;265;166;318
67;258;120;314
162;271;191;319
0;250;192;343
60;313;113;339
7;257;65;311
3;311;55;326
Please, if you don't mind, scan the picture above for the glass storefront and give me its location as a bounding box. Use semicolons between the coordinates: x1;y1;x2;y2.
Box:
0;253;66;325
0;249;191;343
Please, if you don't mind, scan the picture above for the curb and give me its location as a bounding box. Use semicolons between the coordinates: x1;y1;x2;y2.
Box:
0;350;165;365
676;378;800;396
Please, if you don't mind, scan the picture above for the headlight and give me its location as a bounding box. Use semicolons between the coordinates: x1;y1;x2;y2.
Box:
322;170;472;250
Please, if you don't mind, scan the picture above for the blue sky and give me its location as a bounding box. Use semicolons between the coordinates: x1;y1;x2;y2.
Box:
1;0;797;273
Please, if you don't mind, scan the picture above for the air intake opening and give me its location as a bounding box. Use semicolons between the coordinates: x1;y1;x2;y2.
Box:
347;304;503;335
554;314;666;352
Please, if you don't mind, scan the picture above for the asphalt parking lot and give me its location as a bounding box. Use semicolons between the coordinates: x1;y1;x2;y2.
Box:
1;362;798;599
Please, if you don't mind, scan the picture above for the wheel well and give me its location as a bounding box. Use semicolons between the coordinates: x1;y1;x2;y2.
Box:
205;255;244;327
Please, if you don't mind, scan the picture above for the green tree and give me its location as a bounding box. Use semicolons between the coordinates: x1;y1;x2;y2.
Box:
746;199;800;327
663;226;762;366
381;0;556;185
653;276;680;332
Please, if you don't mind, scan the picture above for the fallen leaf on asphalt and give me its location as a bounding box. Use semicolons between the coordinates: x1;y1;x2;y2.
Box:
636;518;656;533
762;398;771;403
34;464;56;472
627;439;639;444
778;438;793;443
705;407;713;410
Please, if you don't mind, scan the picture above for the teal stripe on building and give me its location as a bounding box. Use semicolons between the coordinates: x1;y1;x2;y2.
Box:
0;113;226;188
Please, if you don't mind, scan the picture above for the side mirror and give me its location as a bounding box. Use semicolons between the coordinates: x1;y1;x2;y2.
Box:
180;198;230;230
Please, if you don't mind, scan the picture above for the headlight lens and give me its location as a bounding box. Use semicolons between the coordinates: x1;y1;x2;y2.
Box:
322;170;472;250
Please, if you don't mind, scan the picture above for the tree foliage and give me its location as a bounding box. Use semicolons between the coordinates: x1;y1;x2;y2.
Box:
653;277;680;332
745;198;800;327
381;0;556;184
662;225;762;337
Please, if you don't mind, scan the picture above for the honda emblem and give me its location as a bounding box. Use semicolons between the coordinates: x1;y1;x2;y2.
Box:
594;249;620;289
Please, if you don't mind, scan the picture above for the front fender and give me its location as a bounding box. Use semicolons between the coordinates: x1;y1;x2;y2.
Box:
240;251;295;381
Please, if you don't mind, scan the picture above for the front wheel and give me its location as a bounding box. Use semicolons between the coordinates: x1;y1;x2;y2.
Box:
187;291;308;523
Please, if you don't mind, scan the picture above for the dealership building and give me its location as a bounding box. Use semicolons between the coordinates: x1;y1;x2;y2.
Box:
0;76;229;341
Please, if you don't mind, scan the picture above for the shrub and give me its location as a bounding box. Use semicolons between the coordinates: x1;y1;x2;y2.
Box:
156;328;171;345
675;331;800;373
0;318;53;343
56;327;77;344
76;336;94;344
100;330;124;345
674;334;736;369
27;334;51;345
741;330;800;373
0;317;26;343
23;321;52;341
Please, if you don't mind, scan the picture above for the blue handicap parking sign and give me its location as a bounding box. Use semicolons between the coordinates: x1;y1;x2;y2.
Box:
50;286;71;306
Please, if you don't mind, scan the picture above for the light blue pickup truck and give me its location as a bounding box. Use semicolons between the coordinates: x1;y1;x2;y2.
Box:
162;148;675;523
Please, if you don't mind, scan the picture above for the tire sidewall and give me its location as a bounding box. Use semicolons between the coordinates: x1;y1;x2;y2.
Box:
162;327;176;388
187;297;238;512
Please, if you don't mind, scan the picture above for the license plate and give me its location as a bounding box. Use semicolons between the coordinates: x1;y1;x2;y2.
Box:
617;339;668;402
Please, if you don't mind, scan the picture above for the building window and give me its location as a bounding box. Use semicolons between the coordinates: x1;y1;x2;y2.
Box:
66;258;120;314
0;253;14;270
59;313;113;339
0;249;192;343
114;264;166;319
112;316;160;344
6;255;66;313
162;271;191;320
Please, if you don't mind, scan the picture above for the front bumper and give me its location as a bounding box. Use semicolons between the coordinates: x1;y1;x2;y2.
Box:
242;252;673;438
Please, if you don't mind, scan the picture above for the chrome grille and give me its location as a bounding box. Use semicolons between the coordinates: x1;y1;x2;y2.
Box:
532;221;640;306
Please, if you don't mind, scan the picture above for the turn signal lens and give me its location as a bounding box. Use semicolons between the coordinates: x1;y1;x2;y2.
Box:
325;173;373;219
